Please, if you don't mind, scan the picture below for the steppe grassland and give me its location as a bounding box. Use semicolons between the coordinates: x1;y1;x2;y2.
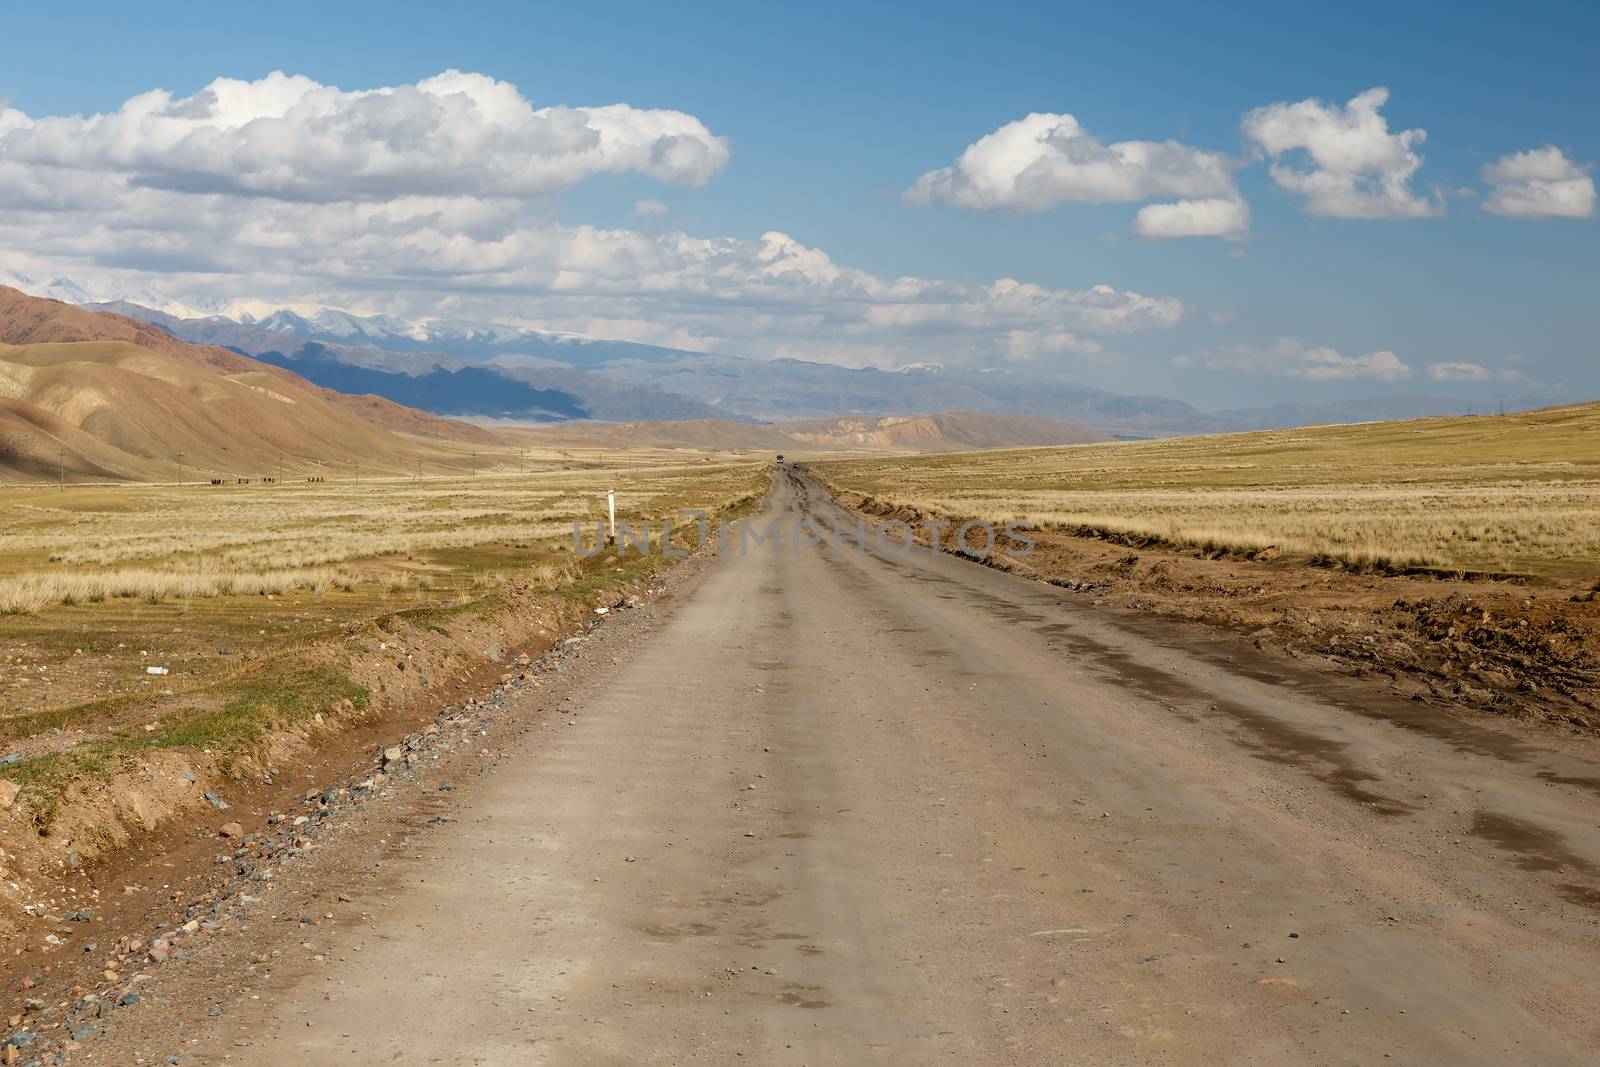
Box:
0;459;763;609
817;405;1600;579
0;457;764;723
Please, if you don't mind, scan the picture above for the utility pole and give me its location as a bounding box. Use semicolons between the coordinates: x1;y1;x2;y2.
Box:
518;449;524;476
415;458;421;482
59;449;65;493
177;449;184;487
472;451;478;478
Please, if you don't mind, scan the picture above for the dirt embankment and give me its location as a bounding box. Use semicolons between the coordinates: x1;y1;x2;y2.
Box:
832;487;1600;734
0;551;692;956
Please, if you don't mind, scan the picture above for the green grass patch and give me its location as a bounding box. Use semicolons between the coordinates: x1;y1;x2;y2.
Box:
5;749;120;834
3;666;370;832
153;666;369;758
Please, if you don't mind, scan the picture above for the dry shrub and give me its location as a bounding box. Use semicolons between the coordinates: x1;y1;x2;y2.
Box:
530;556;583;590
0;567;360;615
0;581;51;616
383;572;416;594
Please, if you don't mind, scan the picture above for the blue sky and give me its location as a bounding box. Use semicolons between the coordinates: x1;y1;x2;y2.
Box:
1;0;1595;409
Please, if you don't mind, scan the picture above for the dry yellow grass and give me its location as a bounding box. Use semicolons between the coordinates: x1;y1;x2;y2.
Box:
0;458;765;614
816;404;1600;579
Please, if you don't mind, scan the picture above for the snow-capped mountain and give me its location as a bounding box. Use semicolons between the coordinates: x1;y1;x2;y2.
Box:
0;270;683;365
253;308;425;343
0;270;243;321
204;305;703;368
0;272;96;307
246;307;574;353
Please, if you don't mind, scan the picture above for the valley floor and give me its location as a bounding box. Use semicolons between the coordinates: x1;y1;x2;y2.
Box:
34;470;1600;1064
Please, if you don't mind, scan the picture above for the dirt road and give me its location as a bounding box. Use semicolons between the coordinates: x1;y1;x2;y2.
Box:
134;470;1600;1064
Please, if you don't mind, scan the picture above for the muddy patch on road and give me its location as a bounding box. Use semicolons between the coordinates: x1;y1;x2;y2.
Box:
1469;810;1600;909
1033;621;1416;816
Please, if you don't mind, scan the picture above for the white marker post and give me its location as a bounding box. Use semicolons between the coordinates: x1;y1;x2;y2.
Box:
607;488;617;546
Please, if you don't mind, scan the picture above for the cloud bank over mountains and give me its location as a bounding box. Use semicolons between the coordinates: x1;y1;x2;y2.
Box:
0;70;1184;371
1170;340;1526;389
1173;338;1415;382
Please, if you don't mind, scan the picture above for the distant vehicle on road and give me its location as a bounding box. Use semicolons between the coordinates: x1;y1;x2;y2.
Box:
776;454;785;463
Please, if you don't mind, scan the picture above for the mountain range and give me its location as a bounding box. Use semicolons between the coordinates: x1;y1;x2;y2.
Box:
0;272;1557;437
88;301;738;424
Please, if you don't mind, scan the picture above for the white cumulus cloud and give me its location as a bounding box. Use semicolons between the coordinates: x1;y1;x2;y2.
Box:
1241;87;1439;219
1175;337;1413;381
0;70;730;203
1426;361;1492;382
905;112;1247;237
1132;197;1251;239
1482;147;1595;219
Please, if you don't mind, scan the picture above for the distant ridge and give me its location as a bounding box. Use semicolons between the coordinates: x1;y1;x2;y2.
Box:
777;412;1107;450
0;279;1561;436
500;411;1108;453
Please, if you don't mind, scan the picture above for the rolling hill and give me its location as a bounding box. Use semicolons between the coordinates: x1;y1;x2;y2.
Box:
0;288;496;483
